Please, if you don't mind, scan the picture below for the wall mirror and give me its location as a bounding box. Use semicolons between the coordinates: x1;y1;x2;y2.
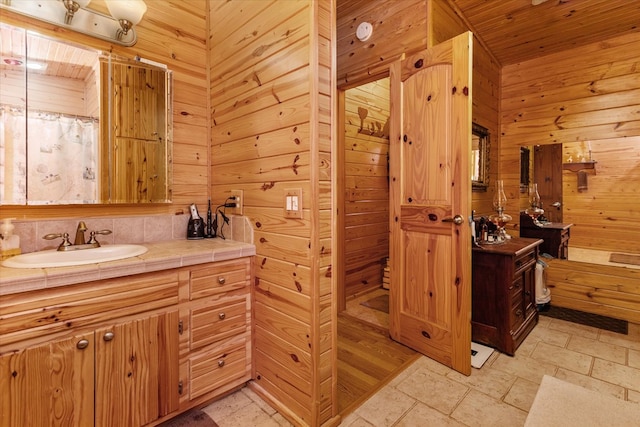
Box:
0;23;172;205
471;122;490;191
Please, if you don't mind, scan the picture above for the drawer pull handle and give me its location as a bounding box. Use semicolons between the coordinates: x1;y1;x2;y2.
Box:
77;339;90;350
218;276;226;285
103;331;115;341
516;309;523;317
218;312;226;320
217;359;225;368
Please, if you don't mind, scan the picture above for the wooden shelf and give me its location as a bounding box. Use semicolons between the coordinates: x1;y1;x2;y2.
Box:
562;161;597;173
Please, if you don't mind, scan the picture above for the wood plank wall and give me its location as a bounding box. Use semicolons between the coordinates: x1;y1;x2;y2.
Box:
0;0;209;218
501;31;640;253
209;1;336;425
343;79;390;299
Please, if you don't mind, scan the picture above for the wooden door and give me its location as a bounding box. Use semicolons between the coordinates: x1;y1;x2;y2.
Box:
0;333;94;427
533;144;563;222
389;32;472;375
95;311;179;427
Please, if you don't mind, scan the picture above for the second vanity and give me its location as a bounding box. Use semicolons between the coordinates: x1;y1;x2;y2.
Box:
0;239;255;427
472;237;542;356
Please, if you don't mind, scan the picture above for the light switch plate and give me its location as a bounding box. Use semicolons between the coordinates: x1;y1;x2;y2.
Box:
284;188;302;219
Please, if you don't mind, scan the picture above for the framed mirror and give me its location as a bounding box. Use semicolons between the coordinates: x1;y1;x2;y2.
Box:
0;23;172;205
471;122;490;191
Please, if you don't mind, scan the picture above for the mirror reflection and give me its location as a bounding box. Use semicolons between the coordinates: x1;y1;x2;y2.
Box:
0;23;172;205
471;122;490;191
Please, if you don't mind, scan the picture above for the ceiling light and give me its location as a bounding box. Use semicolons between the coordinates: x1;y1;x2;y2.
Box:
0;0;147;46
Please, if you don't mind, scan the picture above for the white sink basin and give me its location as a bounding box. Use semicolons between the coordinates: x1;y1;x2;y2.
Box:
1;244;148;269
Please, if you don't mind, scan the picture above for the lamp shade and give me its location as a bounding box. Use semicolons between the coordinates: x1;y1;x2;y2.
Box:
76;0;92;7
105;0;147;26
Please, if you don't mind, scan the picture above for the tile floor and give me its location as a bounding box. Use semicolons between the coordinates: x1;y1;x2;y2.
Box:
203;291;640;426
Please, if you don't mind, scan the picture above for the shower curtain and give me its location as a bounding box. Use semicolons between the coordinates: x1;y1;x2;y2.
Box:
0;106;99;204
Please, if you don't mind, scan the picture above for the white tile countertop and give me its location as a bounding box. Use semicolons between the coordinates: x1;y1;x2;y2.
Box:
0;238;255;296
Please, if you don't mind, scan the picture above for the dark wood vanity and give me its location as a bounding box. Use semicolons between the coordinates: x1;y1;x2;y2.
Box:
472;237;542;356
519;213;573;259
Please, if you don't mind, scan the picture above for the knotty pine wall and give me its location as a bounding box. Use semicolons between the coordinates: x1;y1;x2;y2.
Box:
343;79;390;300
1;0;209;218
501;31;640;253
209;1;335;425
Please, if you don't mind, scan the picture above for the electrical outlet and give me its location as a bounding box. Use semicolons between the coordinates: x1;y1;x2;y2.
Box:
229;190;243;215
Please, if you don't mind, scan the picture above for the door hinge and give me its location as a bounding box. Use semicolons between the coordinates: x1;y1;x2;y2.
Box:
178;320;183;335
178;380;183;395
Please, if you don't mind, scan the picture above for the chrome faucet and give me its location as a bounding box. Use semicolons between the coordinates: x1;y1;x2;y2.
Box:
74;221;87;245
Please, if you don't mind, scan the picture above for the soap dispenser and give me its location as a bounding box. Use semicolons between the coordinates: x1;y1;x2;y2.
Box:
0;218;21;261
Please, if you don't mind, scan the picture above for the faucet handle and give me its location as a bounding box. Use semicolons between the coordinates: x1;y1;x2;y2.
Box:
87;229;112;245
43;232;72;249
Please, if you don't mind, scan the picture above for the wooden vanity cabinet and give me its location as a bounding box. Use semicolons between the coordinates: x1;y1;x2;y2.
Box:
180;258;252;407
519;213;573;259
0;271;181;427
472;238;542;356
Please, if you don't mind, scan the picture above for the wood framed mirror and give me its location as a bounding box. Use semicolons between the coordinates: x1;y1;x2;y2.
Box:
472;122;490;191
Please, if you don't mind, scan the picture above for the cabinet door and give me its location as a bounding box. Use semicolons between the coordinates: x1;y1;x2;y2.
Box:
95;310;179;427
0;333;94;427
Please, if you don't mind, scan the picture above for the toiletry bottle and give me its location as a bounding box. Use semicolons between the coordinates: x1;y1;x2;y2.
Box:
0;218;21;261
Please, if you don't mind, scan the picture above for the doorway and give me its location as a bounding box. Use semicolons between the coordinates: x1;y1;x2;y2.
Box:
336;77;419;416
338;77;391;325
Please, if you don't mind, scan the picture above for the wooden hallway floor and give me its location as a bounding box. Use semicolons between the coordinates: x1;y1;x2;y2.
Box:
337;312;420;416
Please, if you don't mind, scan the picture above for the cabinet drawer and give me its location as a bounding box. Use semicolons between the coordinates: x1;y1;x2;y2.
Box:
190;338;248;399
190;297;248;349
513;250;536;278
510;300;525;332
509;276;524;306
190;258;250;300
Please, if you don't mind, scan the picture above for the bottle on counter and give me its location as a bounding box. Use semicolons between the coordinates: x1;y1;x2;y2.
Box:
0;218;21;261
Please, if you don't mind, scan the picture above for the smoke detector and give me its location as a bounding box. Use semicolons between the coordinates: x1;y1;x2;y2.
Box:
356;22;373;42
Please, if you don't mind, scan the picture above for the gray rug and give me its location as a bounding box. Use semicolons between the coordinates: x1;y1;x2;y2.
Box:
159;409;218;427
360;294;389;313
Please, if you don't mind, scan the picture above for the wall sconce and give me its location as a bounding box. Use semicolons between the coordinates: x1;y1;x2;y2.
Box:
0;0;147;47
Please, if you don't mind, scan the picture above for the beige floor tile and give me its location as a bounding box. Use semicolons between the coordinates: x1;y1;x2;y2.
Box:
491;352;557;384
396;402;467;426
592;358;640;392
628;389;640;404
554;368;626;399
522;321;571;348
395;367;469;415
599;329;640;351
547;318;599;339
446;366;516;400
271;412;294;427
630;349;640;369
339;413;376;426
242;387;279;417
502;377;540;412
567;334;627;364
215;402;280;427
354;385;416;426
451;390;527;427
530;341;593;374
202;389;253;421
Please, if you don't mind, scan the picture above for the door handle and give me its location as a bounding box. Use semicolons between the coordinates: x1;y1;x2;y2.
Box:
441;214;464;225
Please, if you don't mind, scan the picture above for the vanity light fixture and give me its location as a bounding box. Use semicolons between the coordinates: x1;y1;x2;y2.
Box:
0;0;147;47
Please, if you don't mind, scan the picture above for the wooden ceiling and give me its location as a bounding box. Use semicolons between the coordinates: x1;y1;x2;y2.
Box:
450;0;640;65
0;23;99;80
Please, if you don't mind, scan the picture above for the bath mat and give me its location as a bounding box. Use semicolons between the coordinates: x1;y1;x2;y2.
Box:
609;252;640;266
540;305;628;335
471;342;494;369
360;294;389;313
159;409;219;427
525;375;640;426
